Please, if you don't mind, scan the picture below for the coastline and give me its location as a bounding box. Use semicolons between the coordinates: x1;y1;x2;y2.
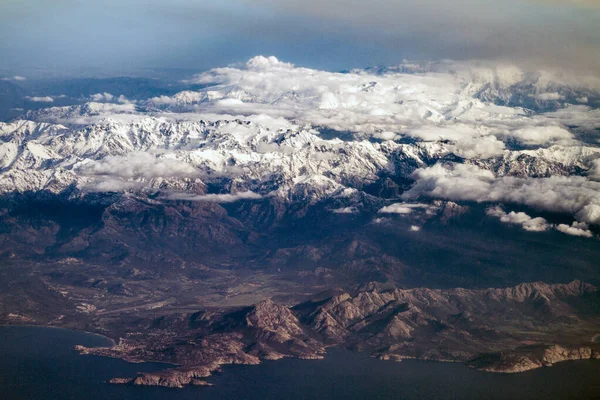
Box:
0;323;118;347
1;324;599;392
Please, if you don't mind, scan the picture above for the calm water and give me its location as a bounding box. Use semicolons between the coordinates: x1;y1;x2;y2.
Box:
1;326;600;400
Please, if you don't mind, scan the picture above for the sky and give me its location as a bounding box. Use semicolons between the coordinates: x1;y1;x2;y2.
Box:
0;0;599;75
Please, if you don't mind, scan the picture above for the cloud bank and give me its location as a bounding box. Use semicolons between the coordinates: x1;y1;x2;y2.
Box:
487;206;593;237
405;163;600;224
77;152;200;191
78;152;199;180
4;56;599;232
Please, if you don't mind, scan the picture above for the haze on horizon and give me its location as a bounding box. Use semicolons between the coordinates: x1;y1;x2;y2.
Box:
0;0;599;76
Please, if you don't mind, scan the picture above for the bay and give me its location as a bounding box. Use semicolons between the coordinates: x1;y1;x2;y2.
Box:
1;326;599;400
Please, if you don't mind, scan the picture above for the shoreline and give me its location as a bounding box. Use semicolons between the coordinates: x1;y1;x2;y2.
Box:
1;324;599;391
1;324;598;388
0;323;118;347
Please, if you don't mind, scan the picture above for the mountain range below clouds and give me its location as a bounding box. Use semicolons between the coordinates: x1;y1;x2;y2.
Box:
1;56;600;388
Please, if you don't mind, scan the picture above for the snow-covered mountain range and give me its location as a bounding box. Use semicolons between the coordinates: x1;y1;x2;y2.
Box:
1;56;600;237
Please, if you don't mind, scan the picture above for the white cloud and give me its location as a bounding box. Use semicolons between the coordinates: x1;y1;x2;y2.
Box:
78;151;202;192
451;135;506;159
487;206;594;237
25;96;54;103
556;221;593;237
246;55;294;70
77;152;199;180
541;106;600;131
147;56;600;162
409;225;421;232
138;57;600;164
179;57;483;141
82;178;143;193
11;56;600;222
89;93;131;104
405;163;600;225
332;207;358;214
90;93;114;102
588;159;600;180
486;206;551;232
167;191;263;203
531;92;565;101
507;125;573;145
2;76;26;81
372;131;398;141
44;103;139;125
378;203;430;214
149;91;208;107
372;217;390;224
379;204;413;214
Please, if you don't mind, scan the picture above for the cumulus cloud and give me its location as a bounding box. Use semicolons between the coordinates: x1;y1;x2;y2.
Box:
90;93;131;104
25;96;54;103
487;206;594;237
556;221;593;237
90;93;114;102
486;206;551;232
77;152;199;180
167;191;263;203
246;55;294;70
409;225;421;232
405;163;600;225
378;203;430;214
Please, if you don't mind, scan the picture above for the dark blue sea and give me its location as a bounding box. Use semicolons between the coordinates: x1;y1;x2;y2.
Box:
1;326;599;400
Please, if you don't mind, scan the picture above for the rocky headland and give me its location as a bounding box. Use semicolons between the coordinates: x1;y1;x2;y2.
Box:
74;280;600;388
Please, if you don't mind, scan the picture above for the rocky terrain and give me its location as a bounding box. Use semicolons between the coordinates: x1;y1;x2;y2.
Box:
68;280;600;388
